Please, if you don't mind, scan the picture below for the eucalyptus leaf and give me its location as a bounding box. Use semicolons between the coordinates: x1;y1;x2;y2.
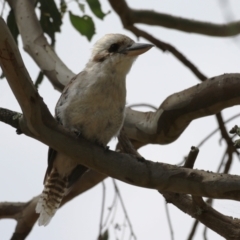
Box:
69;11;95;41
6;9;19;44
34;71;44;89
86;0;106;20
38;0;62;45
79;3;85;13
99;229;109;240
60;0;67;17
0;71;5;79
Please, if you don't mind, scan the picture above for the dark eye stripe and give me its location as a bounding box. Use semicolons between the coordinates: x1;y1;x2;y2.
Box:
108;43;119;53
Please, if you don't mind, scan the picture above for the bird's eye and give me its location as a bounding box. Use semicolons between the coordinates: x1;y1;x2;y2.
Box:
108;43;119;53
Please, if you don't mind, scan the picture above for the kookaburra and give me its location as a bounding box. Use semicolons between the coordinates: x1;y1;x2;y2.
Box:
36;33;153;226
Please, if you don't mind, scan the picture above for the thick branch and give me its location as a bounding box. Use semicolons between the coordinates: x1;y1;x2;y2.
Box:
108;0;240;37
2;12;240;147
1;17;240;200
7;0;74;90
0;170;106;239
0;107;21;130
133;10;240;37
1;2;240;239
109;0;209;81
0;201;30;220
8;1;238;149
120;131;240;239
162;193;240;240
125;74;240;144
13;111;240;200
0;17;56;138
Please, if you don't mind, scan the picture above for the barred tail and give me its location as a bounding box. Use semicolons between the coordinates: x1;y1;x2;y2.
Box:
36;169;67;226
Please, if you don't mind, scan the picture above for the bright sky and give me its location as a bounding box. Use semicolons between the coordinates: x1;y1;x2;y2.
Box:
1;1;240;240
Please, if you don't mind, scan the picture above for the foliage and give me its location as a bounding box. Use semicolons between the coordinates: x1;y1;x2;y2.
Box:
6;9;19;44
69;11;95;41
3;0;108;85
38;0;62;46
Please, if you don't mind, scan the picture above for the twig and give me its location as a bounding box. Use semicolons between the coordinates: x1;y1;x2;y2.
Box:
162;192;240;239
186;219;199;240
128;25;207;81
165;202;174;240
117;128;142;157
197;113;240;148
218;0;240;49
216;113;238;174
7;0;74;90
120;217;127;240
184;146;199;169
216;113;233;146
183;148;205;208
183;146;203;239
203;225;208;240
216;148;228;173
108;0;240;37
127;103;157;111
0;171;107;240
0;107;22;132
98;181;106;240
103;191;117;228
110;197;118;225
108;0;208;81
224;148;234;174
112;179;137;240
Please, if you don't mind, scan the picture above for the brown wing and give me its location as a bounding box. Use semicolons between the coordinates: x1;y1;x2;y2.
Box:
43;147;57;184
44;72;89;185
43;148;88;187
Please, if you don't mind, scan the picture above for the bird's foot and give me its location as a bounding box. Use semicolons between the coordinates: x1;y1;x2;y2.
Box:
104;146;110;151
95;140;109;151
136;156;145;162
74;130;81;138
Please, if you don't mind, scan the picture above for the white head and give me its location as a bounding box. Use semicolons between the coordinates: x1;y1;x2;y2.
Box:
88;34;153;75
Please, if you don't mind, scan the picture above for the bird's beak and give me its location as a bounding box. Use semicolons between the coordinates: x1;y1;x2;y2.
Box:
123;43;154;56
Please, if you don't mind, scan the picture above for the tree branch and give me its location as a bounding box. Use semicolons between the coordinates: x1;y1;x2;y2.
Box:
7;0;74;90
109;0;208;81
108;0;240;37
161;146;240;240
1;16;240;201
162;193;240;240
184;146;199;169
127;25;207;81
125;74;240;144
119;127;240;239
7;0;240;150
1;2;240;239
0;170;106;239
0;107;22;131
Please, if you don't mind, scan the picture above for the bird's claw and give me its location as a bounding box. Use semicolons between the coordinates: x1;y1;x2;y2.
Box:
74;130;82;138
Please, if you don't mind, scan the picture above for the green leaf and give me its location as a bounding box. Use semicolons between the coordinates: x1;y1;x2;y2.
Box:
0;70;5;79
34;71;44;89
6;9;19;44
74;0;85;13
78;2;85;13
86;0;106;20
98;229;109;240
60;0;67;17
38;0;62;45
69;11;95;41
102;229;109;240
